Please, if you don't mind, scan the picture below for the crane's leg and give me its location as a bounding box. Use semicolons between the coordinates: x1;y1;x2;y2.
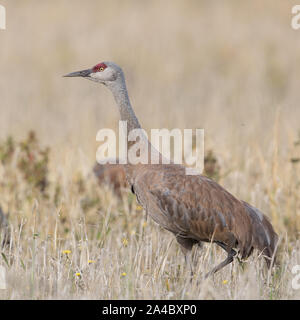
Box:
176;236;198;278
205;242;237;278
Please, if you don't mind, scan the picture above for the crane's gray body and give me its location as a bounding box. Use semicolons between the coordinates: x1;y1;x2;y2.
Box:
64;62;278;276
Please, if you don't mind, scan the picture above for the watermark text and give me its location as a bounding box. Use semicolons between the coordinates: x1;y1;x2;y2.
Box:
0;4;6;30
291;5;300;30
96;121;204;175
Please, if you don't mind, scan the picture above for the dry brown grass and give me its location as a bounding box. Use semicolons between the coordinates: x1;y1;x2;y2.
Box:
0;0;300;299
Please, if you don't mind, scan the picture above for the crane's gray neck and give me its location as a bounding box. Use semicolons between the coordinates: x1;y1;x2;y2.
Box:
107;76;141;133
106;74;164;181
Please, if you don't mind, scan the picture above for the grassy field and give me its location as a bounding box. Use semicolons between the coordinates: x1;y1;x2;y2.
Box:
0;0;300;299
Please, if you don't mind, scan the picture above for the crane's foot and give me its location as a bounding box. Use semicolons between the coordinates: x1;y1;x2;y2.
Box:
204;249;236;279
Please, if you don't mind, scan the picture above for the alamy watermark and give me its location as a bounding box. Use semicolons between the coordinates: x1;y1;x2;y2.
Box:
96;121;204;175
0;266;6;290
0;4;5;30
291;5;300;30
292;265;300;290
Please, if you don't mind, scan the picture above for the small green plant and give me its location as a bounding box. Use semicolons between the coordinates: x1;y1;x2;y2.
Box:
0;136;15;165
17;131;50;195
0;131;50;197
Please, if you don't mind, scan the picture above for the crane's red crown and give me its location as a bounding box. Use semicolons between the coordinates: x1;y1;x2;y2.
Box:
92;62;107;72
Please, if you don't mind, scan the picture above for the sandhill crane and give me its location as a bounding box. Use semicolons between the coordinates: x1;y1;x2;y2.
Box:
64;62;278;277
93;161;127;196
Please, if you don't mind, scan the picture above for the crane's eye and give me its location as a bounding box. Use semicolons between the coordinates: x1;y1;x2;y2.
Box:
92;63;107;73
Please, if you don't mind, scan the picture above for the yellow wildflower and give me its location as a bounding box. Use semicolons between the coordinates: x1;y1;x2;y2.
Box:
62;250;71;255
122;238;128;247
136;205;143;211
121;272;127;277
222;280;228;285
75;272;81;277
88;260;96;264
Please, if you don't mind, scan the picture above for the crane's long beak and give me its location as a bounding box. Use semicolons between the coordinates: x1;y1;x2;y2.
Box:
63;69;92;78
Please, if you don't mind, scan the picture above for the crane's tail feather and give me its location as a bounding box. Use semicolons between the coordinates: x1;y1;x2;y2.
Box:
242;201;278;267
